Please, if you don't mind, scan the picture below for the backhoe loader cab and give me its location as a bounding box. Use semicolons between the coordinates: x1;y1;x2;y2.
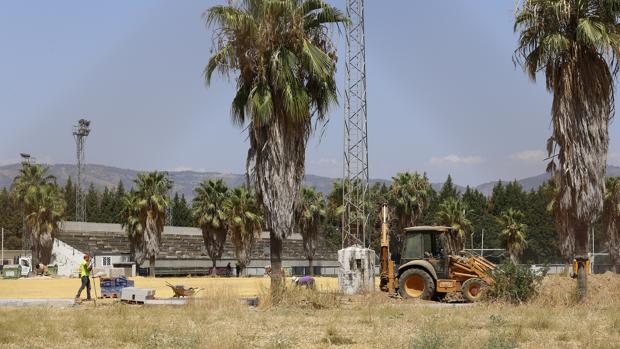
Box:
401;227;449;266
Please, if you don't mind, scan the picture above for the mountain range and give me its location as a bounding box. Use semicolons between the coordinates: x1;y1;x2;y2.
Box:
1;163;619;199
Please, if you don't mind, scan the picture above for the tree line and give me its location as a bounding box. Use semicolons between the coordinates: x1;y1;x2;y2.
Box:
2;162;619;275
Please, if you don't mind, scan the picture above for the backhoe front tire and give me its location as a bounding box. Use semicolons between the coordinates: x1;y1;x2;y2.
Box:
398;269;435;300
461;278;486;302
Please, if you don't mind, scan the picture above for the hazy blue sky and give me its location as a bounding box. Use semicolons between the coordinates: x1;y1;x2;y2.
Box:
1;1;618;186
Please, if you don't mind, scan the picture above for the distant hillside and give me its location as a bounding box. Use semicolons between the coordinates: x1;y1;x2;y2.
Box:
2;163;618;199
0;163;385;199
476;165;620;196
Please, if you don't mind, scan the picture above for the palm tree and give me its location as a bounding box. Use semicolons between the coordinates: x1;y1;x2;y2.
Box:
24;183;65;266
205;0;346;288
224;187;262;277
497;209;528;264
296;187;326;275
541;177;574;271
11;163;64;266
603;177;620;273
192;179;230;276
388;172;431;253
514;0;620;299
388;172;431;229
120;191;144;264
133;171;172;277
434;198;472;255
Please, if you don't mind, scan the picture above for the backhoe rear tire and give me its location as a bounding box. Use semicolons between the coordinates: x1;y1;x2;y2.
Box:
398;269;435;300
461;278;486;302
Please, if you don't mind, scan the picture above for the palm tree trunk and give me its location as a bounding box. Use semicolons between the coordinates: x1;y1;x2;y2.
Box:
574;223;589;301
211;258;217;276
509;249;518;265
39;226;54;265
253;122;305;290
576;257;587;300
552;60;609;301
149;255;156;277
270;231;283;288
308;257;314;276
30;224;40;267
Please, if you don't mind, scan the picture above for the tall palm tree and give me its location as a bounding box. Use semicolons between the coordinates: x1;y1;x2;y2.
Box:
515;0;620;299
388;172;431;253
11;163;64;266
120;191;144;264
205;0;346;288
603;177;620;272
133;171;172;277
434;198;472;255
24;183;65;266
296;187;326;275
224;187;262;277
193;179;230;276
388;172;431;229
497;208;528;265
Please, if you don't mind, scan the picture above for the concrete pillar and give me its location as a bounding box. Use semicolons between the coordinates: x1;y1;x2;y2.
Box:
338;246;375;294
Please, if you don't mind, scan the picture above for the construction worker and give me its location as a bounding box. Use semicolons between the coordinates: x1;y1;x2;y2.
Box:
75;254;93;301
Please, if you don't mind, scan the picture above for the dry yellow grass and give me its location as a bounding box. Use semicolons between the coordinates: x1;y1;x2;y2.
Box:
0;274;619;348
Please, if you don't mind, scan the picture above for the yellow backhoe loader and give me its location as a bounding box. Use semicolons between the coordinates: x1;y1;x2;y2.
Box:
379;205;495;302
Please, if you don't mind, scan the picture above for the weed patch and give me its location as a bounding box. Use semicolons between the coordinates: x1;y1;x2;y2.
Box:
320;326;355;346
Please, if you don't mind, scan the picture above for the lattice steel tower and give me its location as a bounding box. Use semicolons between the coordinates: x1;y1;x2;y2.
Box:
73;119;91;222
342;0;369;248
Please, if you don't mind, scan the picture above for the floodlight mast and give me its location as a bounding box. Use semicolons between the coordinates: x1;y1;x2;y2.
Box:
73;119;91;222
342;0;369;248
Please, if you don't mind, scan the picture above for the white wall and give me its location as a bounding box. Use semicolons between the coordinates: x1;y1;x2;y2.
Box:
51;239;85;277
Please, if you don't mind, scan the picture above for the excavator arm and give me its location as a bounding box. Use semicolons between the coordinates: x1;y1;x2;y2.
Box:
379;205;396;293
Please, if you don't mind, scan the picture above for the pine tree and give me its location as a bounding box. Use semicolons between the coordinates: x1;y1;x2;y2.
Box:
63;177;76;221
0;188;23;249
100;187;115;223
178;195;193;227
171;193;181;226
461;186;488;250
112;180;126;223
521;188;561;264
438;174;459;203
85;183;100;222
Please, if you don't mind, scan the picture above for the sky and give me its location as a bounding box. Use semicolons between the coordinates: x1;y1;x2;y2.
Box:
0;1;619;186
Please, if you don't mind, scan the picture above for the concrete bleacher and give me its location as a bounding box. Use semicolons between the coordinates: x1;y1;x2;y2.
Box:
57;221;339;276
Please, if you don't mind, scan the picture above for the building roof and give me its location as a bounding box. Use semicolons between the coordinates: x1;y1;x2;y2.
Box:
60;221;303;240
403;226;453;233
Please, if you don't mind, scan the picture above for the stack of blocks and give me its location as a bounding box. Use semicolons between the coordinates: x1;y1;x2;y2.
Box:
99;276;135;298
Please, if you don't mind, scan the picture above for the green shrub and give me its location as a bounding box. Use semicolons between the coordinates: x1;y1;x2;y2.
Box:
486;262;546;304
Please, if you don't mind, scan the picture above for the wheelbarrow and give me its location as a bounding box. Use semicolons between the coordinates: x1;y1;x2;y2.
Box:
165;282;203;298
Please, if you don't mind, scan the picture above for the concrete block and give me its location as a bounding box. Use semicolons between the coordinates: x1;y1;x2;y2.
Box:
338;246;375;295
121;287;156;303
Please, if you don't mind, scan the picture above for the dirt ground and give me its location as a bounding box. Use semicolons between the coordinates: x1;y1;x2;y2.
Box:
0;274;619;349
0;276;340;299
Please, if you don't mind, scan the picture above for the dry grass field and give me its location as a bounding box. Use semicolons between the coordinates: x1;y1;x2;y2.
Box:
1;274;619;349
